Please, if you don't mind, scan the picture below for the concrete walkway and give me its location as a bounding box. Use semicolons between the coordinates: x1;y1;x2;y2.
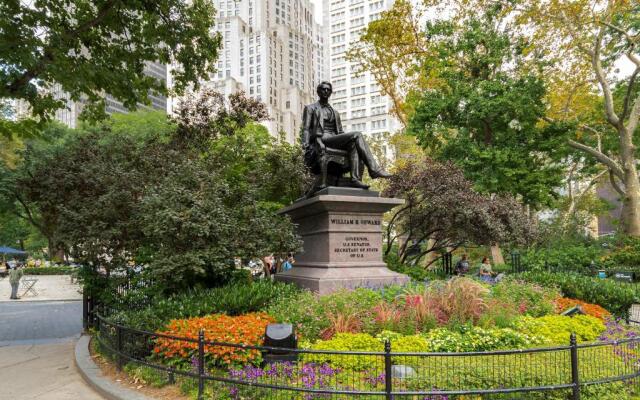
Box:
0;275;82;302
0;341;103;400
0;299;103;400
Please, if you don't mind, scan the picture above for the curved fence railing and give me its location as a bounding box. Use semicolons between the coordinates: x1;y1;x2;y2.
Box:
93;314;640;400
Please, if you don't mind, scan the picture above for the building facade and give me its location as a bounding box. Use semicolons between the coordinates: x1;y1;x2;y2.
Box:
322;0;401;146
197;0;325;143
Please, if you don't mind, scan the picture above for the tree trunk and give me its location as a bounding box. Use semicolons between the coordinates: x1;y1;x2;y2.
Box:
421;239;437;267
490;244;505;265
620;127;640;236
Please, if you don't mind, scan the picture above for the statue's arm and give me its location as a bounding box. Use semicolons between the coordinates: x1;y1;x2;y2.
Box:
302;106;312;148
303;105;325;153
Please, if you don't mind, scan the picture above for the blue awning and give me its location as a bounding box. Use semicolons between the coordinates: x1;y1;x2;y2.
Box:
0;246;27;255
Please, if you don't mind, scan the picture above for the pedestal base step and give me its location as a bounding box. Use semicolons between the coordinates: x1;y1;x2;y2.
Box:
275;266;410;294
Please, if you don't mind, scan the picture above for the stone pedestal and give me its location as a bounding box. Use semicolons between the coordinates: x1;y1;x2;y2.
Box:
275;187;409;294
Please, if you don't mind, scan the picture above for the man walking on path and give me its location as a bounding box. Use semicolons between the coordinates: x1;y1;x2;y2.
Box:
9;266;23;299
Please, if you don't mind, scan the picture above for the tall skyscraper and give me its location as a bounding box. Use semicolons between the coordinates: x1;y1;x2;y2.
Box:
322;0;400;144
196;0;325;143
15;61;168;129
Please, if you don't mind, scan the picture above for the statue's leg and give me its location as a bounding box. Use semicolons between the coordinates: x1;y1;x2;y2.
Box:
321;132;358;147
352;132;391;178
319;154;328;189
349;149;361;181
351;132;379;172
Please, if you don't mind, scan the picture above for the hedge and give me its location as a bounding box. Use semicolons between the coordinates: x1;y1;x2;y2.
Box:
23;267;76;275
513;271;637;317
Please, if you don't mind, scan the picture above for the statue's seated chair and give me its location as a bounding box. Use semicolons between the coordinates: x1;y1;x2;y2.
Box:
304;136;364;197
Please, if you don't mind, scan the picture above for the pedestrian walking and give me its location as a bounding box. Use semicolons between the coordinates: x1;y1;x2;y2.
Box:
9;265;24;300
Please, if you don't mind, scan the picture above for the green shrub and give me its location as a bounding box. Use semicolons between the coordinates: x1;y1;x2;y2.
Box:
23;266;76;275
305;333;383;371
111;280;301;331
397;350;631;400
520;244;602;273
267;288;384;341
490;279;560;317
515;270;636;317
514;315;605;344
598;235;640;271
422;326;544;352
391;334;430;353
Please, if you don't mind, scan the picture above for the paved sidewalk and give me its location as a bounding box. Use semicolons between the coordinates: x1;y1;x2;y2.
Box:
0;275;82;302
0;340;103;400
0;301;82;346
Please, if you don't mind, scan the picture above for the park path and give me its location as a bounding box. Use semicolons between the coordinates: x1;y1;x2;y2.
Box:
0;300;103;400
0;275;82;302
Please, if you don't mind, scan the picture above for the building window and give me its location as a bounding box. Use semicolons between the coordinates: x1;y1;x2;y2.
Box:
351;97;366;107
351;109;366;119
351;85;366;96
371;119;387;130
352;122;366;131
371;105;386;115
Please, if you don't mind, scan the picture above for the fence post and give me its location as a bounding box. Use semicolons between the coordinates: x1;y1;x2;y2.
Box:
116;325;123;371
198;329;205;400
570;333;580;400
384;340;393;400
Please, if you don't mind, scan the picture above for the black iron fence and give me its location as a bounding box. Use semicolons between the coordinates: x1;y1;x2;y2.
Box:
92;313;640;400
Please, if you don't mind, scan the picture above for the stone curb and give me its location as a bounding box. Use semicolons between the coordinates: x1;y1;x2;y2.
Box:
74;334;153;400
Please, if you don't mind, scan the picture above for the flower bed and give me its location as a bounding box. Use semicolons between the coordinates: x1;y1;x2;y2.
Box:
99;277;640;399
153;313;275;368
555;297;612;320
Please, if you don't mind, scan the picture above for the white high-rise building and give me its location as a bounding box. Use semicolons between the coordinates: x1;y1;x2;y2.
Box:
196;0;326;143
323;0;401;143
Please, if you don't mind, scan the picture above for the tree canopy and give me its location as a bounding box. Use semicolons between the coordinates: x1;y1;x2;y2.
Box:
405;6;570;208
0;0;221;138
0;92;306;290
382;158;535;267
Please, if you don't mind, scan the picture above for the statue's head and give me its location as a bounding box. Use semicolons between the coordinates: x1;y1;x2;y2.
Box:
317;81;332;101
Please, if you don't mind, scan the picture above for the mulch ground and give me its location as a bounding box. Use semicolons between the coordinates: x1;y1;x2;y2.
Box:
89;336;191;400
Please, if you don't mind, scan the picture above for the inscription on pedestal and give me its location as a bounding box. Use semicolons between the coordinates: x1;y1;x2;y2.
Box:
333;236;380;258
276;194;408;293
330;218;381;226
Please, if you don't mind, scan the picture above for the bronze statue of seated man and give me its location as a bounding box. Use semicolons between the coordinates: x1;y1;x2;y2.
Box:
302;81;391;196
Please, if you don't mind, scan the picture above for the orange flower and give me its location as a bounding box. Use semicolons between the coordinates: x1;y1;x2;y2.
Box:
153;312;275;367
555;298;611;320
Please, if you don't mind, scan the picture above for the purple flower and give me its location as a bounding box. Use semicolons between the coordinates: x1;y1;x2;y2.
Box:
190;355;200;373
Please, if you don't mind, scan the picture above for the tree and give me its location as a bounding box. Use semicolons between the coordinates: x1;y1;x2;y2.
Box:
0;112;173;263
347;0;430;126
0;210;46;252
1;89;306;289
0;0;221;137
382;158;535;267
406;8;570;209
138;157;301;292
515;0;640;235
171;89;307;205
